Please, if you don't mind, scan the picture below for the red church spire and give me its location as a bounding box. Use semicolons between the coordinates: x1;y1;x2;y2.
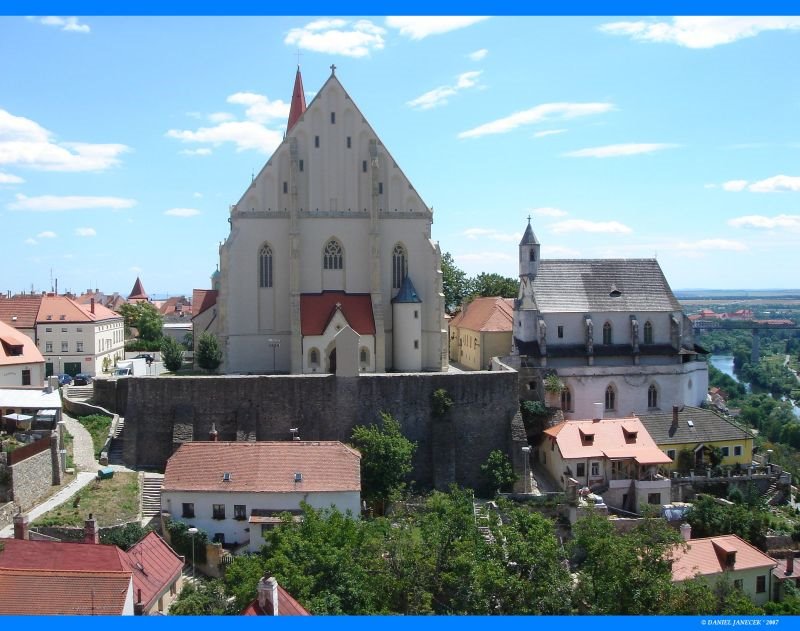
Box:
287;66;306;133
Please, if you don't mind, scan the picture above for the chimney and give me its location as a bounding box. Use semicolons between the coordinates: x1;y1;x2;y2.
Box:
786;551;795;576
257;576;280;615
680;522;691;541
672;406;679;428
13;513;29;540
134;588;144;616
209;423;218;442
90;298;95;314
593;402;603;422
84;513;99;544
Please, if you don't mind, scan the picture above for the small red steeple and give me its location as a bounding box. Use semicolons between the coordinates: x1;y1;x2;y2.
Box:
287;66;307;133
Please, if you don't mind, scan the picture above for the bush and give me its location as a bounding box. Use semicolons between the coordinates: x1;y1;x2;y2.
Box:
481;449;517;495
125;339;163;352
160;336;184;372
197;332;222;372
431;388;453;419
78;414;112;457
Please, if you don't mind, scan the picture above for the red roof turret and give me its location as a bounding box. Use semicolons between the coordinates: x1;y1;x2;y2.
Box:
287;66;307;133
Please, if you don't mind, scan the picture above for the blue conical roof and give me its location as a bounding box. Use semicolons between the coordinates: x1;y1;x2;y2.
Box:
392;275;422;303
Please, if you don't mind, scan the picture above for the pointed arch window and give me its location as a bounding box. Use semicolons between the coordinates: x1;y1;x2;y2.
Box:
392;243;407;289
323;239;343;270
561;387;572;412
605;385;616;411
603;321;613;345
259;244;273;288
648;384;658;409
644;321;654;345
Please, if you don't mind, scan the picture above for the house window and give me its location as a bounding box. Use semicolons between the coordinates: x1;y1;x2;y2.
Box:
590;462;600;477
314;135;319;148
234;504;246;520
576;463;585;477
347;136;351;148
61;342;68;352
414;340;419;349
603;322;613;345
644;321;653;344
721;446;730;457
378;182;383;195
756;576;766;593
323;239;343;270
648;384;658;408
76;342;84;352
77;327;83;332
557;325;564;338
212;504;226;520
330;112;335;124
283;181;288;194
414;310;419;319
561;387;572;412
45;342;53;353
61;327;67;333
45;327;52;332
392;243;407;289
299;159;304;172
734;445;743;456
648;493;661;505
362;160;367;172
259;244;273;288
21;370;31;386
667;449;676;460
182;503;195;518
605;385;616;411
309;348;319;365
360;348;368;364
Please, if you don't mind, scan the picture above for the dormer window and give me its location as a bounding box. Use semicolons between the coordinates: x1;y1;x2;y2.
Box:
609;283;621;298
222;472;232;482
294;472;303;483
579;429;594;444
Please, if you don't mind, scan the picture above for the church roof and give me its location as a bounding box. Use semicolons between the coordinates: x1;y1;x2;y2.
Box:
300;292;375;336
532;259;682;313
391;276;422;304
127;277;148;300
287;66;307;133
520;220;539;246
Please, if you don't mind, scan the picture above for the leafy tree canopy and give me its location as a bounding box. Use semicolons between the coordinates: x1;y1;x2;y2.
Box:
160;335;184;372
197;332;223;371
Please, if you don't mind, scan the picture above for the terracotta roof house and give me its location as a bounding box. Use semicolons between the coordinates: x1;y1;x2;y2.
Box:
448;297;514;371
161;441;361;552
539;416;672;512
242;574;310;616
0;295;43;340
124;531;185;615
0;320;45;387
772;552;800;602
638;405;755;471
671;530;776;606
159;296;192;319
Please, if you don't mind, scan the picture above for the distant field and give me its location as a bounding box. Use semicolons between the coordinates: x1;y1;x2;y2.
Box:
676;289;800;301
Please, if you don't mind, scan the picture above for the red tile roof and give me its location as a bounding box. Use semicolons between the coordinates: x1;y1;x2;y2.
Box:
287;66;307;133
243;584;310;616
37;295;121;324
543;417;672;464
451;297;514;333
192;289;218;319
124;532;184;610
300;292;375;336
0;295;43;330
128;277;148;300
773;557;800;581
0;538;129;571
163;441;361;493
0;320;44;366
671;535;776;581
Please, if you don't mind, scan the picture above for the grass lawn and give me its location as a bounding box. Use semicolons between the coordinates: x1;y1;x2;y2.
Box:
33;472;140;527
78;414;112;457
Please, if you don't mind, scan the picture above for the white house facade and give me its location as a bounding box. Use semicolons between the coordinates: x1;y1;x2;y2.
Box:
214;67;447;374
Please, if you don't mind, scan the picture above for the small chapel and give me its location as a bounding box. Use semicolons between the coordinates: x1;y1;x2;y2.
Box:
212;66;447;374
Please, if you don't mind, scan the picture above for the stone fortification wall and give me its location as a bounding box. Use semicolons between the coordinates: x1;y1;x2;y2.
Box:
11;448;54;511
123;372;520;490
93;378;128;415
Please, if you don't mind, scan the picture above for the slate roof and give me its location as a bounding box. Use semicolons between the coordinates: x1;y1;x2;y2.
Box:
638;406;754;446
520;220;539;245
300;292;375;336
391;275;422;304
163;441;361;493
124;532;184;611
532;259;682;313
452;297;514;333
671;535;776;582
0;295;42;330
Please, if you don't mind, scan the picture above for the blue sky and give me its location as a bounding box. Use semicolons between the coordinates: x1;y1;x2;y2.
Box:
1;15;799;297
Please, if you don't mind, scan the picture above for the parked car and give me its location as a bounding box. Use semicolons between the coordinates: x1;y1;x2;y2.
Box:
73;373;93;386
56;374;73;386
134;353;155;364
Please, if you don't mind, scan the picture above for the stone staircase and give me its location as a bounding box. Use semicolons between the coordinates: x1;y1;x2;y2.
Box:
473;500;495;545
141;473;163;522
108;417;125;464
67;385;94;400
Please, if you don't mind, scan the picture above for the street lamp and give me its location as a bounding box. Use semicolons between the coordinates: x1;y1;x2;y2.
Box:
187;527;199;578
521;445;531;494
267;338;280;373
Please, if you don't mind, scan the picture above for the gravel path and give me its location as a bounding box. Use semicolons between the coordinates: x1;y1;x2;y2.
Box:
61;412;100;472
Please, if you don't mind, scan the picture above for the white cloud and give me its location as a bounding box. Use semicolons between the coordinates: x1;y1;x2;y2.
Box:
458;102;613;139
550;219;633;234
461;228;520;242
599;17;800;49
703;183;717;189
563;143;677;158
531;207;568;218
75;227;96;237
722;179;749;191
0;109;128;172
544;245;581;257
728;214;800;231
386;16;489;40
722;175;800;192
208;112;234;123
24;238;37;245
193;192;203;198
180;148;213;156
408;71;482;110
167;121;283;154
534;129;567;138
468;48;488;61
36;230;56;238
285;19;385;58
34;16;90;33
165;207;201;217
676;238;748;251
8;194;137;212
454;251;514;264
0;171;24;184
130;266;142;274
226;93;289;124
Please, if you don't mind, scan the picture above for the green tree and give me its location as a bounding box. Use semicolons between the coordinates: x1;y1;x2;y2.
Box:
480;449;516;495
224;554;269;611
100;522;151;550
196;332;223;371
119;302;163;342
468;272;519;299
431;388;453;419
351;413;416;513
182;332;194;350
441;252;471;314
160;336;184;372
170;579;235;615
687;494;769;548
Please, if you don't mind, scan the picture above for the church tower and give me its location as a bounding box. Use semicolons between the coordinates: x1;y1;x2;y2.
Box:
519;217;540;280
513;218;541;354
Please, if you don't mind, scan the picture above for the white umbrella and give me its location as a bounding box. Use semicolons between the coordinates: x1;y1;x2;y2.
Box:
3;413;33;422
